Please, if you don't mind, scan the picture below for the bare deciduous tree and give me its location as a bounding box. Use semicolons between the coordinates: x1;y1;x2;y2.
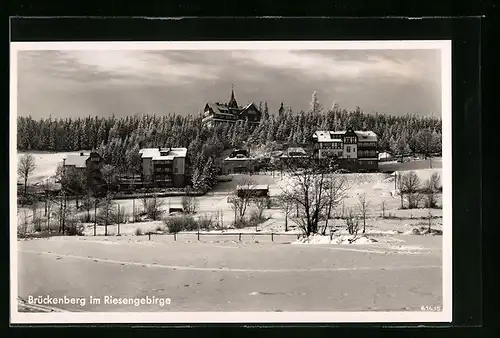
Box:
101;194;114;236
41;178;55;216
228;177;256;225
321;175;350;235
101;164;116;193
400;171;422;209
18;153;36;195
81;192;95;222
280;157;341;237
141;194;165;221
357;193;370;233
424;172;441;208
345;208;360;236
182;186;199;214
277;194;293;232
252;197;269;220
381;200;387;218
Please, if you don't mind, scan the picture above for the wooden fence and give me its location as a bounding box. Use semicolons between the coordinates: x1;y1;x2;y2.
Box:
145;231;303;242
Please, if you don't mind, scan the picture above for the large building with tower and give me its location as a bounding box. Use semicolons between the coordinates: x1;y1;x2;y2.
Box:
202;89;262;128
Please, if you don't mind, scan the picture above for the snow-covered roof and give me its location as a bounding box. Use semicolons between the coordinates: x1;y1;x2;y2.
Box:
152;156;175;161
354;130;378;142
206;101;259;116
287;147;307;155
64;154;89;168
225;157;252;161
314;130;346;142
236;184;269;190
314;130;377;142
139;147;187;160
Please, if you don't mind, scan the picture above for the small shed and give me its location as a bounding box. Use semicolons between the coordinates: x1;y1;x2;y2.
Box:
236;184;269;198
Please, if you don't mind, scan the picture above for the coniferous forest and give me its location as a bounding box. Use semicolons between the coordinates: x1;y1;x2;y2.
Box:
17;96;442;183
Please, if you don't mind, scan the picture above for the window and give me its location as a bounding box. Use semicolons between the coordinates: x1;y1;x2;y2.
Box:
346;146;351;152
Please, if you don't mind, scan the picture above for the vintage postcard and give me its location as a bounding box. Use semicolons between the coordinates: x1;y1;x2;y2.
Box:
10;40;452;323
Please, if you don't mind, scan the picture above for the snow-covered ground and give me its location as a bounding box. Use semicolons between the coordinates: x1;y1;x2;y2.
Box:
16;150;91;185
15;152;445;313
16;151;444;242
17;234;442;312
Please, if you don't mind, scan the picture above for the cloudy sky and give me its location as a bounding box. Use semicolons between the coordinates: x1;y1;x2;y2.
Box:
16;49;442;118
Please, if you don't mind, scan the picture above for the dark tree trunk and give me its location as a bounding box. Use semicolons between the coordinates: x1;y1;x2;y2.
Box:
24;177;27;195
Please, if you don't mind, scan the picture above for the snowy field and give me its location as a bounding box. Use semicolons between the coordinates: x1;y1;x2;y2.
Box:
16;152;444;312
18;235;442;312
16;151;92;185
18;169;443;235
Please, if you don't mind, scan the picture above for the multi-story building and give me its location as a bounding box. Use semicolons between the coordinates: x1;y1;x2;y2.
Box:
63;152;106;189
312;128;379;172
139;147;187;188
202;89;262;128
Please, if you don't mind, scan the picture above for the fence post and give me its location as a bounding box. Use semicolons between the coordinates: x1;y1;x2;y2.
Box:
174;233;177;241
148;232;151;241
271;232;274;242
117;205;120;236
239;233;241;242
197;230;200;241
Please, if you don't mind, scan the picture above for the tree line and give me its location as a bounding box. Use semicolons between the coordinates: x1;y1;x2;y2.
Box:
18;92;442;178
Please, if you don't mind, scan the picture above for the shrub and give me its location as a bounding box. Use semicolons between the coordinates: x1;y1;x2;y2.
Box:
344;209;359;235
17;194;38;206
233;218;252;229
65;217;84;236
182;189;199;214
249;210;267;225
142;195;165;220
97;206;125;225
164;215;197;233
407;192;424;209
197;215;214;230
135;228;144;236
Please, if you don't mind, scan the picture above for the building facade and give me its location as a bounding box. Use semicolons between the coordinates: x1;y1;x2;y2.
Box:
312;128;379;172
202;89;262;128
139;147;187;188
223;149;254;174
63;151;106;191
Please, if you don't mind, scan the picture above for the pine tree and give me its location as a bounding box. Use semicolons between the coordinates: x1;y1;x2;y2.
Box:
310;91;324;115
97;120;107;146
